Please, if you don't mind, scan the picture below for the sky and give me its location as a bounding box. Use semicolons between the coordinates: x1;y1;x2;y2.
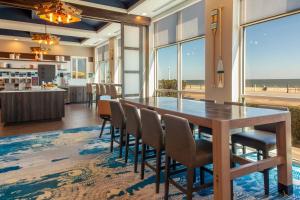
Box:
157;12;300;81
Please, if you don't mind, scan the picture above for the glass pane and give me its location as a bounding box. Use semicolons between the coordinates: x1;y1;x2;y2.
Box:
100;62;106;83
182;39;205;91
72;58;76;79
124;25;140;48
244;13;300;103
105;62;111;83
157;45;178;90
77;58;86;79
181;1;205;40
124;50;139;71
241;0;300;24
124;73;140;95
155;13;178;47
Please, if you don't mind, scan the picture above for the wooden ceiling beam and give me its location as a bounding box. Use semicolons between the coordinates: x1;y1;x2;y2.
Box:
0;0;151;26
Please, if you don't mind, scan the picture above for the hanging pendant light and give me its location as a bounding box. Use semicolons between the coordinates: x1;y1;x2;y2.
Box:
32;24;60;45
31;45;50;55
34;0;82;24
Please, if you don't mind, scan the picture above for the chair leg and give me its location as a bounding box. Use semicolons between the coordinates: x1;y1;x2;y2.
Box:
164;156;170;200
99;119;107;138
125;133;130;163
231;180;234;200
110;126;114;152
119;128;124;158
141;143;146;180
232;142;236;154
200;167;205;184
186;167;194;200
134;137;139;173
172;159;176;170
263;150;270;196
242;145;246;154
155;150;162;193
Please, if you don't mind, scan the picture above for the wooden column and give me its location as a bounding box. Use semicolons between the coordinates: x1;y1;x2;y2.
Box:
109;38;115;83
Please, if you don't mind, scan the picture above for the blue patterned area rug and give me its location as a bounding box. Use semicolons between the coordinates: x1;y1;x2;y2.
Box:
0;126;299;200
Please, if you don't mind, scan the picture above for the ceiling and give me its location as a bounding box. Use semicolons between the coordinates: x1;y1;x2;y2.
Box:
0;0;196;47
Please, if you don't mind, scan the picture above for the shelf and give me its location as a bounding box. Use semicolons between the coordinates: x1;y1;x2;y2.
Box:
0;58;67;64
0;68;37;71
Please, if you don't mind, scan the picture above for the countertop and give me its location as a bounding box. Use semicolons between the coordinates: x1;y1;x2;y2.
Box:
0;88;66;93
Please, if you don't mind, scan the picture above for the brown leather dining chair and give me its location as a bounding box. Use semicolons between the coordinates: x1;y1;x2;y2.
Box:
123;103;142;173
105;84;111;96
86;83;93;108
163;114;213;200
98;100;111;138
140;108;165;193
110;101;126;157
96;84;106;108
110;85;121;99
229;103;289;196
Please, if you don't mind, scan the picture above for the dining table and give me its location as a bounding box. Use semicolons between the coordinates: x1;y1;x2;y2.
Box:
121;97;293;200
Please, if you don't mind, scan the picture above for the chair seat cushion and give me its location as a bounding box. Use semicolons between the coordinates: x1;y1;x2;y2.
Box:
231;130;276;151
194;139;213;167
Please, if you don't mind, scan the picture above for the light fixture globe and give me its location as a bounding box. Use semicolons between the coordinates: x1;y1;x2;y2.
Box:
34;0;82;24
32;33;60;45
31;46;50;55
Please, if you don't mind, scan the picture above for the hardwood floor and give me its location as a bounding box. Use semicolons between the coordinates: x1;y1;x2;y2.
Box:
0;103;101;137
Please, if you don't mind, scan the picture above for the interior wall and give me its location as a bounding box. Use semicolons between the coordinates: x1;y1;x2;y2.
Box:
204;0;240;103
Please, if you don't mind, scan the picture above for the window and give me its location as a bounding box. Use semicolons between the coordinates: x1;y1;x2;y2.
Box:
71;57;87;79
154;1;206;98
243;11;300;101
182;39;205;91
157;45;178;90
95;44;110;83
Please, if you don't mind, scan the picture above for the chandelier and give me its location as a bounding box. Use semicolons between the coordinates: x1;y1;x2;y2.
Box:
34;0;82;24
31;46;50;55
32;33;60;45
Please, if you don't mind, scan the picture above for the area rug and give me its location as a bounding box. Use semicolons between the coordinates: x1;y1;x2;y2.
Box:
0;126;299;200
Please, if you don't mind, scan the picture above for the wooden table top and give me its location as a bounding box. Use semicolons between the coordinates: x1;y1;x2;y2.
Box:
122;97;289;126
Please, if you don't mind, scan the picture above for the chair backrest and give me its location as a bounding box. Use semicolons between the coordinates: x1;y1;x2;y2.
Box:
110;101;126;129
105;85;111;96
140;108;164;150
96;84;101;95
200;99;216;103
100;84;106;95
98;100;111;117
110;85;118;99
254;105;289;133
163;114;196;164
123;103;141;137
86;83;93;94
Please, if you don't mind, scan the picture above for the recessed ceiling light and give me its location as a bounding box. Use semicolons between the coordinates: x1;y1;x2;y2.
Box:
142;13;147;16
14;38;19;41
108;33;111;36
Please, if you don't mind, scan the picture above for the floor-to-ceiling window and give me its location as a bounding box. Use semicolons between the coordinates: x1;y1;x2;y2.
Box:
154;1;205;99
241;0;300;149
95;44;110;83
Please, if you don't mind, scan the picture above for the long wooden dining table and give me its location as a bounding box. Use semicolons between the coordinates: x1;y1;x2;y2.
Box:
121;97;293;200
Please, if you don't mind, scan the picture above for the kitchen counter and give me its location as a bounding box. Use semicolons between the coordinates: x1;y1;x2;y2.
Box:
0;88;65;124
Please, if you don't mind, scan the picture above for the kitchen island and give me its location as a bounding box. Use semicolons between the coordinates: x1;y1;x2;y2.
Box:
0;88;66;124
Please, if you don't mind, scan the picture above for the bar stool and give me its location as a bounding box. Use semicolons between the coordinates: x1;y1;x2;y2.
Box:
110;101;126;157
140;108;165;193
86;83;93;107
230;104;289;196
98;100;111;138
123;103;142;173
110;85;121;99
163;114;213;200
96;84;105;108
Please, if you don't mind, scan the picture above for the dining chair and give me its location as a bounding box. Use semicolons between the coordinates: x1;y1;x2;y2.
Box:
105;84;111;96
110;85;120;99
86;83;93;108
98;100;111;138
140;108;165;193
163;114;213;200
123;103;142;173
110;101;126;157
230;104;289;196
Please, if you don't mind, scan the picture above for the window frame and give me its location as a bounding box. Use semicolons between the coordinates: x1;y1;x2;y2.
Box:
71;56;88;80
154;35;206;98
240;7;300;98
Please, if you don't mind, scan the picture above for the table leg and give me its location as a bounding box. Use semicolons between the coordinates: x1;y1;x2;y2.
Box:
276;114;293;195
212;120;231;200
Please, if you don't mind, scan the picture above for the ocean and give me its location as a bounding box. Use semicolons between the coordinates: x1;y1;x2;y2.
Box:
184;79;300;88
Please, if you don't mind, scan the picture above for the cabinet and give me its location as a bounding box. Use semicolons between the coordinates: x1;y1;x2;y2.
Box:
69;86;88;103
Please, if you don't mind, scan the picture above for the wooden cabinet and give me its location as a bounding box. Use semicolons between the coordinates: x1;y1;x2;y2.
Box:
69;86;88;103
